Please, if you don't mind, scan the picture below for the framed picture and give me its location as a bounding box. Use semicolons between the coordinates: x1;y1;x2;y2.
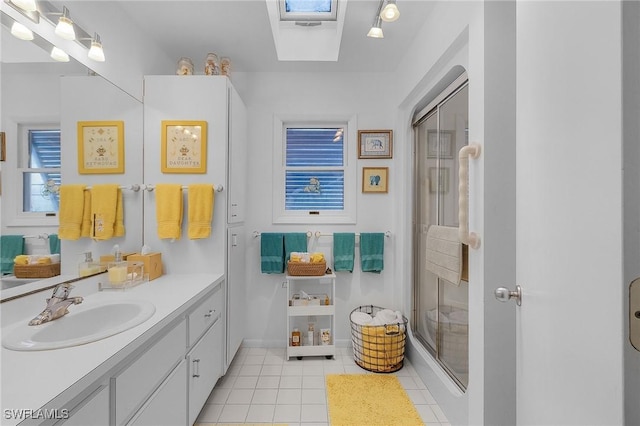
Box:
161;120;207;174
362;167;389;193
77;121;125;174
429;167;449;193
427;130;455;159
358;130;393;159
0;131;5;161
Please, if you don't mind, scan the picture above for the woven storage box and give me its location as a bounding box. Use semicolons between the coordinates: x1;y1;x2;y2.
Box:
350;305;408;373
287;261;326;276
14;263;61;279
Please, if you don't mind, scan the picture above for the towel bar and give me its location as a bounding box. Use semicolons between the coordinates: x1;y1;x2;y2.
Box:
143;184;223;192
253;231;391;239
84;184;141;192
458;144;481;249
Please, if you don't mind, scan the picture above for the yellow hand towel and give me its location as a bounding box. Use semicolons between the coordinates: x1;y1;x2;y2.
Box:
14;255;29;265
37;257;51;265
91;184;119;240
156;184;183;240
311;252;325;263
58;184;87;240
188;184;214;239
80;190;92;238
114;189;125;237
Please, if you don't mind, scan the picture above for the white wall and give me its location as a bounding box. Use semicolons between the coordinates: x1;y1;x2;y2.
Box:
59;76;144;274
1;62;85;237
241;71;399;347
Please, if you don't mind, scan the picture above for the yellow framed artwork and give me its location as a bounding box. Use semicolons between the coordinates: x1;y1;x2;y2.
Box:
161;120;207;174
362;167;389;193
77;121;125;174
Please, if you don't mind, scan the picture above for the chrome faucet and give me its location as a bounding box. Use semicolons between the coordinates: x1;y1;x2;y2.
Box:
28;283;84;326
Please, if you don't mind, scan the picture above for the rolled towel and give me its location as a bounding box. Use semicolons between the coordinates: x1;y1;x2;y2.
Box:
37;257;51;265
310;252;325;263
350;311;373;326
14;255;30;265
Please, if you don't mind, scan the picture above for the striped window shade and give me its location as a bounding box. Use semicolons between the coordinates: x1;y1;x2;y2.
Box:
284;127;345;212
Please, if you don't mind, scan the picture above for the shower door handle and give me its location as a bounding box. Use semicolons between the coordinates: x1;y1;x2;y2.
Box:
494;285;522;306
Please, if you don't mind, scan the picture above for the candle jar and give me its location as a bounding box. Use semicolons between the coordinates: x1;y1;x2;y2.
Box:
176;57;194;75
204;53;220;75
220;57;231;78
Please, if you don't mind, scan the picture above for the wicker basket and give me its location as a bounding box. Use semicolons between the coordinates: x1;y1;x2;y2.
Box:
287;261;326;276
14;263;61;279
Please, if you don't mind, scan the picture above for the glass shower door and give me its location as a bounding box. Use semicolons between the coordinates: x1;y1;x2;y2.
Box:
413;83;469;389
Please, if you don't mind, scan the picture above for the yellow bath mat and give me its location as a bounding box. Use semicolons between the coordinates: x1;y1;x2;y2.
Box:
326;374;424;426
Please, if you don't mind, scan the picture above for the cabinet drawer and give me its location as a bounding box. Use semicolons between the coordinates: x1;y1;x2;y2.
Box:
188;284;223;347
188;320;223;425
128;360;187;426
58;384;109;426
113;319;187;425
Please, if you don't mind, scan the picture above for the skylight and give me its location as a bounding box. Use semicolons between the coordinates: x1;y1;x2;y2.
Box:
279;0;338;21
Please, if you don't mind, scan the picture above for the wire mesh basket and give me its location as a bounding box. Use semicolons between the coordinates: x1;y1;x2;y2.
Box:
350;305;408;373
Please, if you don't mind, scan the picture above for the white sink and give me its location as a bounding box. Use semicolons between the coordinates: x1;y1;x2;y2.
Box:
2;300;156;351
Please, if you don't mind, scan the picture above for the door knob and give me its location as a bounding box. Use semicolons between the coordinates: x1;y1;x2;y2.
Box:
494;285;522;306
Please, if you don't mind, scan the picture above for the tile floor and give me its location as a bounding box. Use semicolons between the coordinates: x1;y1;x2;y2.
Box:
195;346;450;425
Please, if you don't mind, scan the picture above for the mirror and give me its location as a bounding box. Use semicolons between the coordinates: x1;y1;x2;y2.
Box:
1;10;144;293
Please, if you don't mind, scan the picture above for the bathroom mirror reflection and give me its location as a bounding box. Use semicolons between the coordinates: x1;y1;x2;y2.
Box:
1;11;144;293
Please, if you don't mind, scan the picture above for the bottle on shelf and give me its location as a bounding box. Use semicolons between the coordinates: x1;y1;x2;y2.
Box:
307;322;315;346
291;328;301;346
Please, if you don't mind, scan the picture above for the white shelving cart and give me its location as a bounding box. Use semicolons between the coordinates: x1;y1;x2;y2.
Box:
286;272;336;360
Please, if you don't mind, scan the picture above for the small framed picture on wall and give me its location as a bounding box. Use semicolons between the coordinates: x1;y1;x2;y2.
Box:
362;167;389;193
77;121;125;174
358;130;393;159
161;120;207;174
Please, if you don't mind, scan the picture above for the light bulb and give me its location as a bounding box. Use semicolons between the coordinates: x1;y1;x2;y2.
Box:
367;26;383;38
380;1;400;22
55;8;75;41
10;0;37;12
88;41;105;62
50;46;69;62
10;22;34;40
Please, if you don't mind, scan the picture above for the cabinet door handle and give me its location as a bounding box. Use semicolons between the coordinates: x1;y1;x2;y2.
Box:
204;309;214;318
192;359;200;378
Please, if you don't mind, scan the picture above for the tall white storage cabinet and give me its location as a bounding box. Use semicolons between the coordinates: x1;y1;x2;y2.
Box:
143;76;247;371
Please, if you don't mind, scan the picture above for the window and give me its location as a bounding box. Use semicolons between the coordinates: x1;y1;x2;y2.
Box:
279;0;338;21
273;115;356;224
19;126;61;214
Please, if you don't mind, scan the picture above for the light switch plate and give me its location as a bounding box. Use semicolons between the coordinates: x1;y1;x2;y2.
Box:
630;277;640;352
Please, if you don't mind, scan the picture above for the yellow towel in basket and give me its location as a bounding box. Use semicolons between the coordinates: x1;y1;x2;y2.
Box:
14;255;29;265
58;184;87;240
91;184;119;240
156;184;183;240
187;184;214;239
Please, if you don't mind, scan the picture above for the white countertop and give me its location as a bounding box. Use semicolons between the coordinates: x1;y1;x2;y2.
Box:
0;272;224;426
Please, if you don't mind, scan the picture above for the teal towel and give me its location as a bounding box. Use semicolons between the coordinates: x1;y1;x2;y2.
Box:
333;233;355;272
284;233;308;262
360;233;385;273
48;234;60;255
1;235;25;275
261;233;284;274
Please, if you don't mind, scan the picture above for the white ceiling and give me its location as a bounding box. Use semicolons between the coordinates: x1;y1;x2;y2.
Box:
1;0;435;73
114;0;435;73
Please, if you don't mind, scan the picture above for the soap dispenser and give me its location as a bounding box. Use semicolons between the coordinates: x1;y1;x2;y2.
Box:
107;245;128;286
79;252;100;277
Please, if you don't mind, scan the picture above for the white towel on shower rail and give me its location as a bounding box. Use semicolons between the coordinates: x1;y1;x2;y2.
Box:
425;225;462;286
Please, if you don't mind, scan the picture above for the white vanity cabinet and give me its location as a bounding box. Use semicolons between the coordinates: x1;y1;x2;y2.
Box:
127;360;187;426
113;319;187;425
59;385;109;426
186;282;224;424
